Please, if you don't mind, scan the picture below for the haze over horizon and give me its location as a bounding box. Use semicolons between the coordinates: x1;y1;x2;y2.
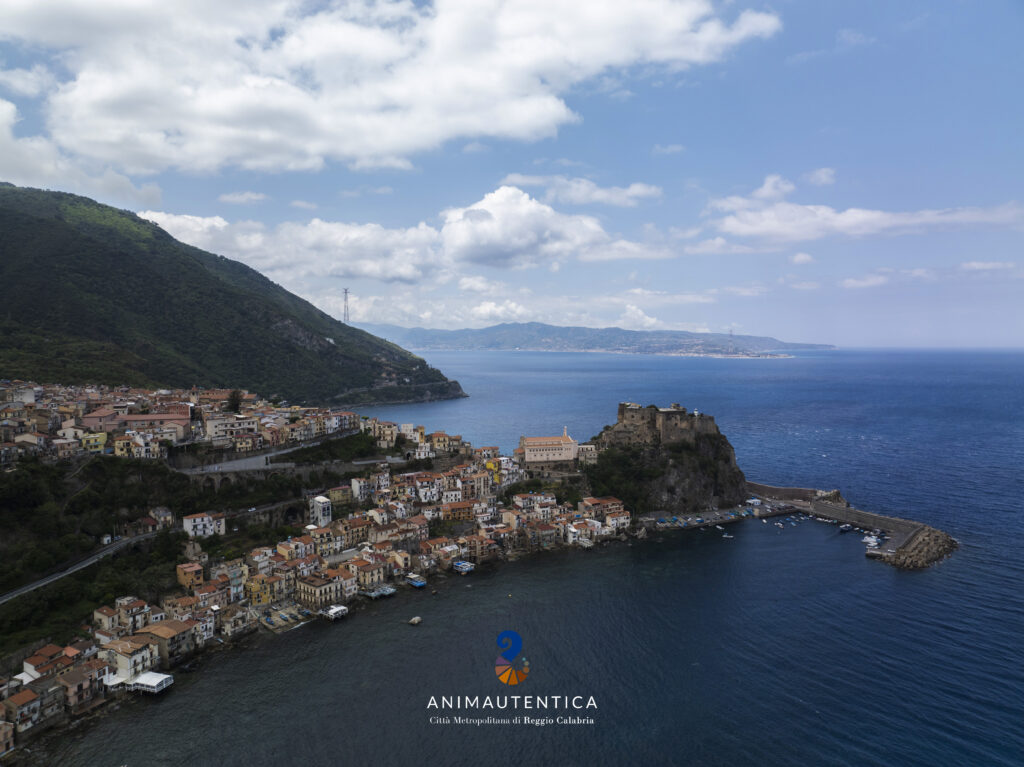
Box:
1;1;1021;348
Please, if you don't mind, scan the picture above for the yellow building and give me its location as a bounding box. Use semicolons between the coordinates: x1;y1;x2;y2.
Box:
244;574;272;606
80;432;107;453
113;435;133;457
176;562;205;590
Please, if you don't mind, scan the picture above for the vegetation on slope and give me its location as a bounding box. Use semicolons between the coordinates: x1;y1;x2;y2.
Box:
586;433;747;514
0;183;464;404
0;457;312;594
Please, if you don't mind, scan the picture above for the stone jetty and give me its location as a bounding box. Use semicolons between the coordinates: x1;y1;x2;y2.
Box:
746;482;958;570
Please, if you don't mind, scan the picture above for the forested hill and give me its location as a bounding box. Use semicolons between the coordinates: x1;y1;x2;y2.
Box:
0;183;463;405
359;322;834;356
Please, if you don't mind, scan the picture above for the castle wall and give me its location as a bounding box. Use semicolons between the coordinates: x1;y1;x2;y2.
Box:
602;403;719;448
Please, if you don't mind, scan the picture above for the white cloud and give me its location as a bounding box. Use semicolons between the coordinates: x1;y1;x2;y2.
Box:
682;237;754;255
0;98;160;205
139;209;444;285
790;252;815;264
715;195;1024;243
841;274;888;289
788;28;875;65
140;184;674;297
723;285;768;297
289;200;317;210
458;275;504;294
752;174;795;200
619;304;661;329
470;300;529;322
707;174;795;213
959;261;1014;271
340;186;393;199
902;267;934;280
0;65;54;97
218;191;267;204
441;185;670;266
652;143;685;155
0;0;780;175
837;29;875;48
501;173;662;207
803;168;835;186
670;225;704;240
625;288;715;304
790;281;819;290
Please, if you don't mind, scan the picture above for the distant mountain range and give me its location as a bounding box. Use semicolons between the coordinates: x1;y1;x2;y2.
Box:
0;183;464;405
357;322;834;356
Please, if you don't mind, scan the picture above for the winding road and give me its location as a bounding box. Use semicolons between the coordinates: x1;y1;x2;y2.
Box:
0;531;159;607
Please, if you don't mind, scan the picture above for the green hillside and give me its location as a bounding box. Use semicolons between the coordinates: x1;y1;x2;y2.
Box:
0;183;464;404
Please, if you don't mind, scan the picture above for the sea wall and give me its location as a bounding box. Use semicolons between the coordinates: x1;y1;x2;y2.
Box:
744;481;819;503
746;481;957;570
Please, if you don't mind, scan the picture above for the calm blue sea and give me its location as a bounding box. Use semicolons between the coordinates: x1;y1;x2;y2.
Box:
46;350;1023;767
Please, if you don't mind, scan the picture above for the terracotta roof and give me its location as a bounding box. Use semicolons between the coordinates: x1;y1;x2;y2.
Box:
7;689;39;706
38;643;64;658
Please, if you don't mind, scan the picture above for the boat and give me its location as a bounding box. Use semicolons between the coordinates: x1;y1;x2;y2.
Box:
360;585;397;599
715;525;724;530
319;604;349;620
775;522;784;528
408;616;422;625
722;533;734;539
762;519;768;524
452;560;475;575
406;573;427;588
839;524;853;533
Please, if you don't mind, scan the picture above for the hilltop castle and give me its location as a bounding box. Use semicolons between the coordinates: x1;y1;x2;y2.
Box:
596;402;720;448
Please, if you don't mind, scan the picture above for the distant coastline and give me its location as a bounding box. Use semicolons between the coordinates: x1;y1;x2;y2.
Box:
399;346;796;359
357;321;834;359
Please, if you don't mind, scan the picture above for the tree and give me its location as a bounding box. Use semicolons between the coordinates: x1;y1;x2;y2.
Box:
226;389;243;413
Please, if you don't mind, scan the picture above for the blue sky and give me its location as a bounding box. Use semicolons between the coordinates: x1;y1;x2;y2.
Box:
1;1;1021;347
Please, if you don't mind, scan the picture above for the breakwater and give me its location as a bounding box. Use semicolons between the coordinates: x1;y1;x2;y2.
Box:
747;481;957;569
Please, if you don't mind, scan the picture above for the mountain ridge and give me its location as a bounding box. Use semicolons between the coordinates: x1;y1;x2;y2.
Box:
357;321;834;356
0;183;464;405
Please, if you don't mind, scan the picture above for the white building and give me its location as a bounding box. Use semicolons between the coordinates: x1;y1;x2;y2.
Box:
309;496;332;527
605;511;632;531
182;513;226;538
351;478;371;502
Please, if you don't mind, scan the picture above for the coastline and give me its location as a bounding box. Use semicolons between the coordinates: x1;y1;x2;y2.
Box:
400;347;800;359
9;479;958;763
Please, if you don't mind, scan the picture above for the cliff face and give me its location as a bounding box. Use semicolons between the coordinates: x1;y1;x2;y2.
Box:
587;406;747;514
646;433;747;512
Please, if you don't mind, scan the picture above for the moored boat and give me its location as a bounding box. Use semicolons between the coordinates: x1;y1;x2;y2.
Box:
319;604;349;621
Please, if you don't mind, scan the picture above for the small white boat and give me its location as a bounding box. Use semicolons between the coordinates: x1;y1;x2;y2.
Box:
722;533;734;539
762;519;768;524
715;525;724;530
319;605;349;621
408;616;422;625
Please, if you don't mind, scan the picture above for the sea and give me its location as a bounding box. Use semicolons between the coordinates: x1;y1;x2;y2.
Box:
41;350;1023;767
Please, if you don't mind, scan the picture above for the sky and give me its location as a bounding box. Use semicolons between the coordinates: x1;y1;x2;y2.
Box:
1;0;1022;347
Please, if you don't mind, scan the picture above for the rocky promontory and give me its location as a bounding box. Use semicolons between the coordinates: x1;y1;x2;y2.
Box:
586;403;747;514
